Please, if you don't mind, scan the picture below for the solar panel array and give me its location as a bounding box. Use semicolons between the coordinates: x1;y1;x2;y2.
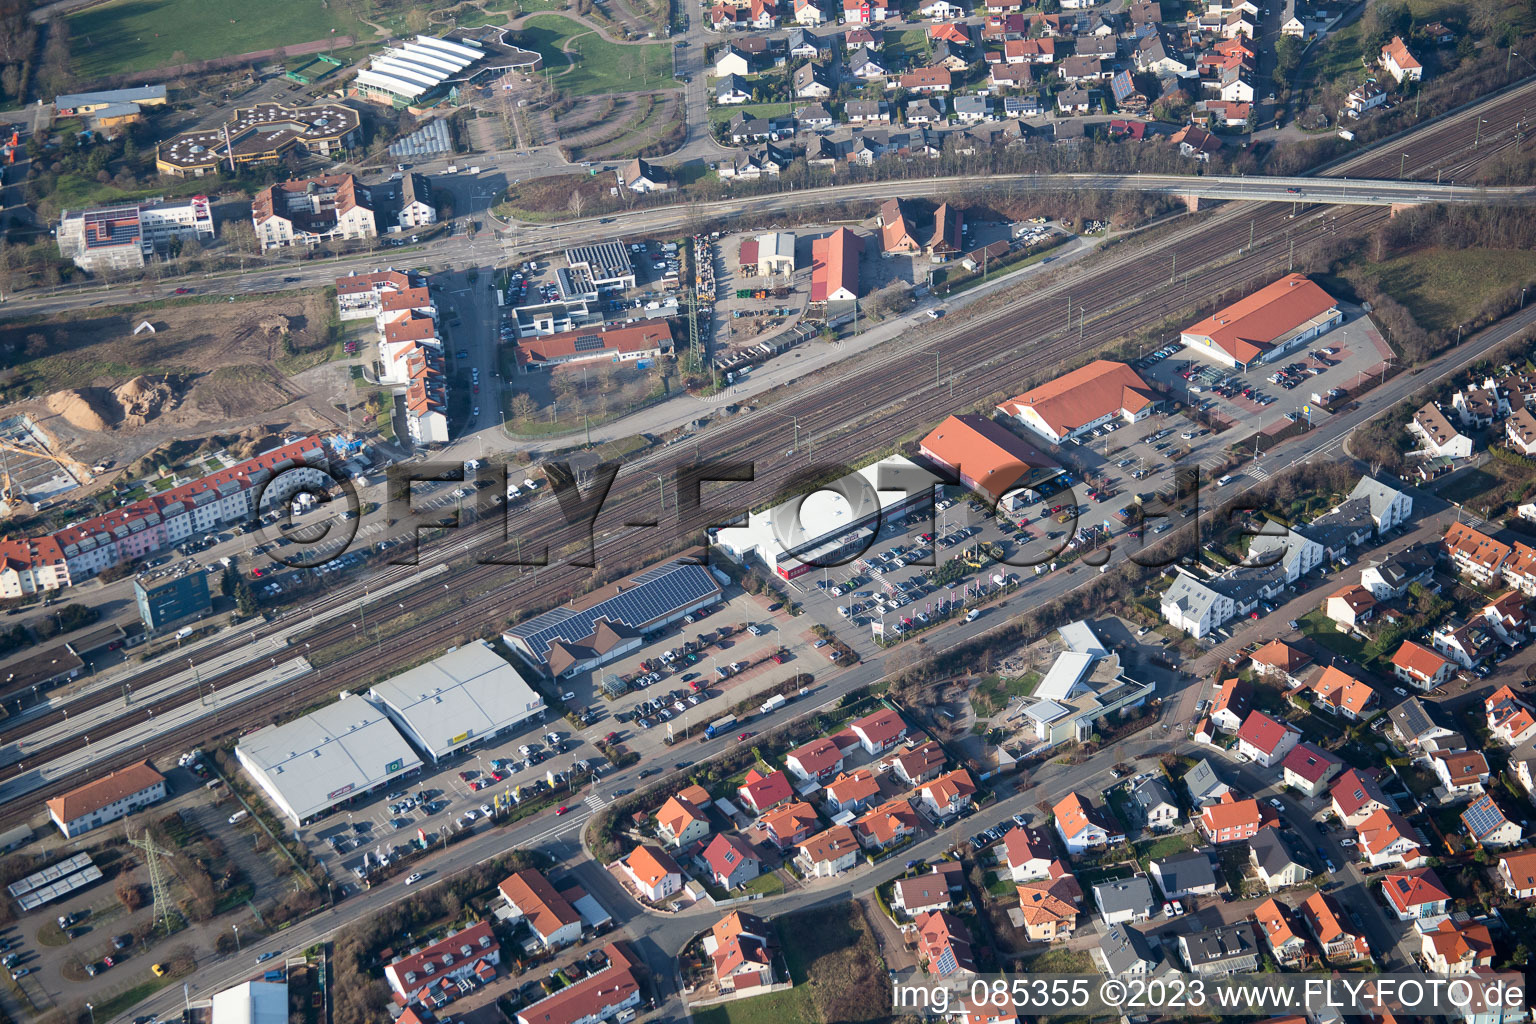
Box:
7;852;94;898
8;853;101;911
1463;795;1506;836
574;334;605;352
17;865;103;912
509;562;720;664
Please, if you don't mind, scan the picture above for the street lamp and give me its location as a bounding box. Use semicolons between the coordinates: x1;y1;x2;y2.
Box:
232;923;240;953
85;1004;94;1024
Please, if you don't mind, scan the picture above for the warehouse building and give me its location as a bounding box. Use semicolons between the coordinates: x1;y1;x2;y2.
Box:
502;560;724;677
54;85;167;117
45;760;166;838
918;413;1063;504
156;102;361;177
367;640;545;762
57;195;216;273
1180;274;1343;369
134;568;212;634
210;981;287;1024
716;455;941;580
514;321;674;373
810;227;862;303
560;242;636;298
996;360;1160;445
236;692;423;825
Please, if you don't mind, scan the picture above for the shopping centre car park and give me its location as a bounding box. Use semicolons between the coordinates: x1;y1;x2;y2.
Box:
294;591;812;873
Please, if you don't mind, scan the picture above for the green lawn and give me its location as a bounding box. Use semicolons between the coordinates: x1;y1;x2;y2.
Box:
519;14;675;94
68;0;369;78
887;27;931;63
708;101;795;125
1349;247;1536;335
1293;20;1368;97
691;986;817;1024
1298;608;1368;664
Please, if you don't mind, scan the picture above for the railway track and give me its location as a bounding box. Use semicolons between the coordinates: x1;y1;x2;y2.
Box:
1;86;1531;827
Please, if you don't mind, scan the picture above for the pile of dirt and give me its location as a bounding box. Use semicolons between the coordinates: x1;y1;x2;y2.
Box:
258;315;292;335
44;376;182;432
113;375;179;428
45;390;112;432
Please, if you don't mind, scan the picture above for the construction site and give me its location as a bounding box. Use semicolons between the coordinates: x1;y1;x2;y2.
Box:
0;415;92;515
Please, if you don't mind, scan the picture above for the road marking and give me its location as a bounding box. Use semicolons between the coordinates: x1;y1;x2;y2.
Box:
586;792;608;809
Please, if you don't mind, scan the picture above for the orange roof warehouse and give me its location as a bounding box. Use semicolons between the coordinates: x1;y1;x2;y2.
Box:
995;360;1160;445
919;413;1066;505
1179;274;1343;369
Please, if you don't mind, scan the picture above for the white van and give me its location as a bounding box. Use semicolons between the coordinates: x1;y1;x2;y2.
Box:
228;810;249;825
837;606;850;618
1217;475;1234;486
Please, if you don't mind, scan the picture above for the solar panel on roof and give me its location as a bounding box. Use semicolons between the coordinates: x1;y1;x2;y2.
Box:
574;335;605;352
1464;797;1505;834
510;563;718;663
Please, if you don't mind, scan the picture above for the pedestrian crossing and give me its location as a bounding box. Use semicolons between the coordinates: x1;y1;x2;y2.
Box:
585;792;608;810
1248;463;1270;481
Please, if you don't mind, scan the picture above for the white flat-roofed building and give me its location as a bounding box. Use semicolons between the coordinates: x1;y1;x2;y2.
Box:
1036;651;1094;701
235;692;423;825
355;36;489;106
58;195;215;272
367;639;545;762
211;981;287;1024
715;455;941;580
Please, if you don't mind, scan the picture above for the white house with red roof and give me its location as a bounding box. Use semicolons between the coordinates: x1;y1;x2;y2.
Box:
797;825;861;877
1053;792;1124;853
891;740;947;785
855;796;921;849
784;737;844;782
621;845;683;902
850;708;908;755
1331;769;1392;826
1497;849;1536;898
1380;867;1450;920
700;833;762;890
1235;711;1301;767
1356;808;1424;868
1430;750;1490;800
920;769;976;820
1002;826;1055;882
1483;591;1530;644
514;943;641;1024
707;913;776;992
1208;677;1250;733
1487;685;1536;746
497;870;582;949
825;769;882;813
1301;891;1370;962
384;921;501;1003
893;872;954;915
1461;793;1524;849
1379;35;1422;82
1197;793;1274;844
1391;640;1454;690
737;768;794;815
1281;742;1342;798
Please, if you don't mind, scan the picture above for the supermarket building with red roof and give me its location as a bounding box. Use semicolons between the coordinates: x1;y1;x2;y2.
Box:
1179;274;1342;369
918;413;1064;504
995;360;1160;444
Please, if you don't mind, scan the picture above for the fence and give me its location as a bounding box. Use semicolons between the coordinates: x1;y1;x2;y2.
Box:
683;979;796;1009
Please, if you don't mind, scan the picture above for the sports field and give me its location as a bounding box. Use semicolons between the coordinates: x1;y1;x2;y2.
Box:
519;14;675;94
68;0;369;78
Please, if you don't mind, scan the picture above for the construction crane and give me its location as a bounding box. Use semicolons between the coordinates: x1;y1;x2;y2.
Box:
0;439;92;482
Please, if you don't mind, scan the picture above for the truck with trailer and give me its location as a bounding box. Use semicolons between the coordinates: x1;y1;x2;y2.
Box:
704;714;738;739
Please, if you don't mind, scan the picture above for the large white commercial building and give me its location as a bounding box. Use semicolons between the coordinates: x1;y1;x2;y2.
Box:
235;693;423;826
354;36;492;107
715;456;941;580
57;196;215;273
211;982;287;1024
368;640;546;762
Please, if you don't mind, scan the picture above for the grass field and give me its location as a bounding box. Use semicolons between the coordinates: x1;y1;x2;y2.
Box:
1350;246;1536;333
520;14;675;94
69;0;369;77
708;101;794;125
691;987;816;1024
